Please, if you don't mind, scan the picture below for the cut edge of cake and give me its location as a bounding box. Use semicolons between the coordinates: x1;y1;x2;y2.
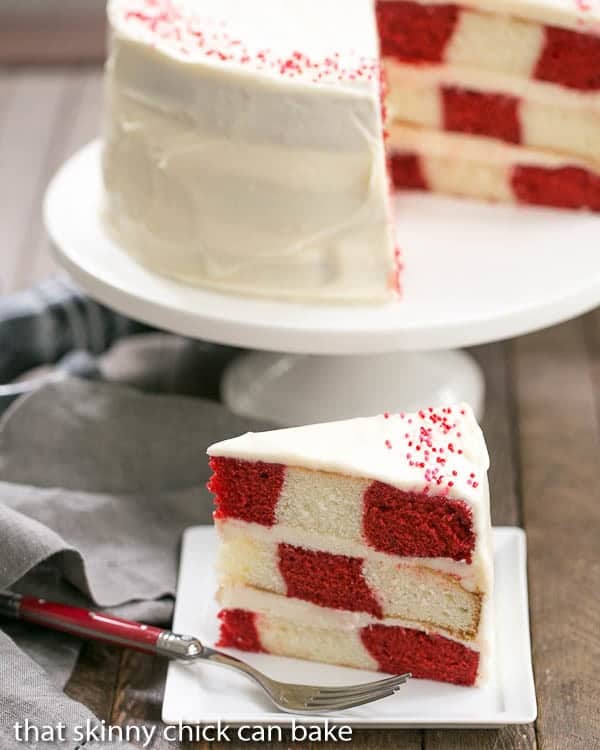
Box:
208;404;494;687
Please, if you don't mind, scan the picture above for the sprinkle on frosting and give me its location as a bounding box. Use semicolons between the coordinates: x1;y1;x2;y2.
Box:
381;405;483;496
117;0;380;83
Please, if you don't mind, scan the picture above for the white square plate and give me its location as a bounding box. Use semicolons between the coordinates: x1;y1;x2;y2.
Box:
162;526;536;728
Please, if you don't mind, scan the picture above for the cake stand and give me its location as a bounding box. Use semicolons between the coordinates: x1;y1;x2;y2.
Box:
44;142;600;425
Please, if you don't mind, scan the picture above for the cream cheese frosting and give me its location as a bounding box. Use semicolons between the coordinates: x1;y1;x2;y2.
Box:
208;404;490;507
103;0;397;302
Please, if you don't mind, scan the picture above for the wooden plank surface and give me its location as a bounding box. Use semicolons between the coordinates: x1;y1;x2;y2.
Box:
2;66;599;750
0;6;106;65
513;316;600;750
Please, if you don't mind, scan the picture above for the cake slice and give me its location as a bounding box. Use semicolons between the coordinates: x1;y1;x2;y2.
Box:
103;0;399;302
378;0;600;211
208;405;493;686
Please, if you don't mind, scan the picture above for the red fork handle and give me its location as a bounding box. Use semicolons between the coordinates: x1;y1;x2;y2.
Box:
1;591;164;654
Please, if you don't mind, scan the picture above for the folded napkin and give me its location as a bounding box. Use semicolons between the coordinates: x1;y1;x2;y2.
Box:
0;375;268;749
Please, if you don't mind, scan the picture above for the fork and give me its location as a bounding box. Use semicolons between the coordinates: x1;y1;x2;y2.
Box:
0;592;410;713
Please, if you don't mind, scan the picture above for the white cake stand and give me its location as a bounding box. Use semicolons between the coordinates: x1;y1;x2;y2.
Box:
44;142;600;424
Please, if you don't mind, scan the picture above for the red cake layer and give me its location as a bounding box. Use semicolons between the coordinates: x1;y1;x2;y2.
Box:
363;481;475;562
217;609;479;686
512;164;600;211
361;623;479;685
389;153;428;189
376;1;458;63
217;609;263;652
278;544;383;617
535;25;600;91
442;87;521;145
210;458;475;559
209;457;284;526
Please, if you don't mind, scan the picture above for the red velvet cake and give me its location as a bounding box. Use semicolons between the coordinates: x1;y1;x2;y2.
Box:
208;405;493;686
378;0;600;211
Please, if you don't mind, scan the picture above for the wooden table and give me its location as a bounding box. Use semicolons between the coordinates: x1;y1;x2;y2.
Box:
1;66;599;750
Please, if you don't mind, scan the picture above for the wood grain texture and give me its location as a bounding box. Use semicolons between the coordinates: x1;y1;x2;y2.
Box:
110;651;181;750
513;319;600;750
0;68;20;294
583;309;600;430
0;69;67;292
64;642;121;720
26;69;103;284
0;68;102;294
0;9;106;65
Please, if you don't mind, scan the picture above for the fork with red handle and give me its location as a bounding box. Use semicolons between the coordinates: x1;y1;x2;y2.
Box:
0;591;410;714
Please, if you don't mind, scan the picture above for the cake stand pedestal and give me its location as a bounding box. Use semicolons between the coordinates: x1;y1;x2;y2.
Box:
222;350;484;425
45;142;600;424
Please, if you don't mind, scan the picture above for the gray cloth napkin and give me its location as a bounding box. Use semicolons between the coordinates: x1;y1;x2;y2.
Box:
0;378;268;749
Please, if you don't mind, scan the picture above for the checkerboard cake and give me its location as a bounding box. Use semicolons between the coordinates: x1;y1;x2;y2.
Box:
380;0;600;210
208;405;493;686
103;0;600;304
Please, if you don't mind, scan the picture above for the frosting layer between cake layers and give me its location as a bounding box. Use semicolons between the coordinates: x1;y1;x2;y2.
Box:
379;0;600;211
389;124;600;209
385;62;600;162
208;405;494;686
103;0;397;302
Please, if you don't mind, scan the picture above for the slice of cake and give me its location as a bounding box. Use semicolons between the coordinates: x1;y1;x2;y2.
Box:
103;0;399;302
208;405;493;686
378;0;600;211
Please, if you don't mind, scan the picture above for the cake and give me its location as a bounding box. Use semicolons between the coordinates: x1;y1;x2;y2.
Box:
380;0;600;211
104;0;596;304
208;405;493;686
103;0;398;303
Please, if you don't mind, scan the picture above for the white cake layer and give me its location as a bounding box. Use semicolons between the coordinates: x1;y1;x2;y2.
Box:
217;533;483;638
248;608;491;684
104;0;395;303
388;123;600;203
218;584;484;650
385;61;600;162
258;611;379;673
218;584;495;683
378;0;600;32
217;518;490;590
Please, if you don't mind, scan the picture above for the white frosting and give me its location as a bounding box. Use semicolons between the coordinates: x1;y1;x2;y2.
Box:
380;0;600;32
388;121;600;172
385;60;600;112
385;61;600;163
103;0;396;303
217;518;488;591
209;403;489;506
218;583;482;650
